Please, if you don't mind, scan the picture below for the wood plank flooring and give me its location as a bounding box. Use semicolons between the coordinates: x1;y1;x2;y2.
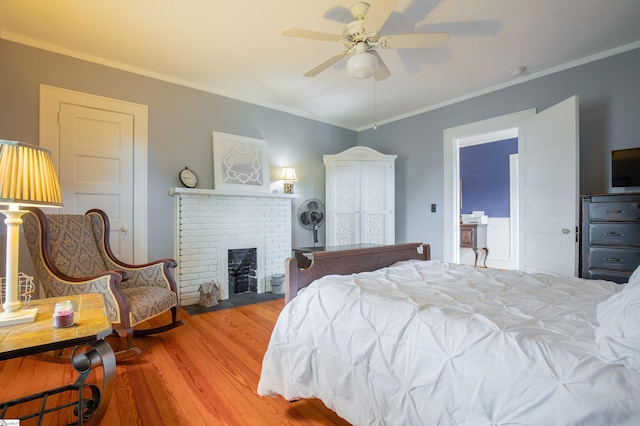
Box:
0;299;351;425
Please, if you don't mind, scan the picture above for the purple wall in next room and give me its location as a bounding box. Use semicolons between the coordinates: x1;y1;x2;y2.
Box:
460;138;518;218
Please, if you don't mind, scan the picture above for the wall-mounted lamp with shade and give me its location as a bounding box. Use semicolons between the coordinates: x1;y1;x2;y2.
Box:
279;167;298;194
0;140;63;326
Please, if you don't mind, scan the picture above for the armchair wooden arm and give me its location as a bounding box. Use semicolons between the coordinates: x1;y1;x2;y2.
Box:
86;209;180;294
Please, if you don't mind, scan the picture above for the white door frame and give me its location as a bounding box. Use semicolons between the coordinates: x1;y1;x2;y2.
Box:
39;85;149;263
443;109;536;263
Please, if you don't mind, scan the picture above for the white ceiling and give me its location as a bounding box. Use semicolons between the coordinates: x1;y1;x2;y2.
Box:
2;0;640;131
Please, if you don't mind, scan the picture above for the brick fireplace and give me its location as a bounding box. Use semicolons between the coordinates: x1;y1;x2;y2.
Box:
171;188;295;306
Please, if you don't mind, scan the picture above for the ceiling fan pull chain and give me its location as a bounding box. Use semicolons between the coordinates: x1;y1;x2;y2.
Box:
373;78;378;130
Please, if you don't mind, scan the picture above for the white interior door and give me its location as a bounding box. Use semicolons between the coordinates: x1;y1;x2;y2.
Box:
40;85;148;264
58;103;134;261
518;96;579;275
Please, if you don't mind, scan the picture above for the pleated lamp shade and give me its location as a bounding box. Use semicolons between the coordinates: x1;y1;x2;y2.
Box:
279;167;298;182
0;140;63;207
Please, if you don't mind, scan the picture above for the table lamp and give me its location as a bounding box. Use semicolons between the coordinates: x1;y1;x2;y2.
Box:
0;140;63;326
280;167;298;194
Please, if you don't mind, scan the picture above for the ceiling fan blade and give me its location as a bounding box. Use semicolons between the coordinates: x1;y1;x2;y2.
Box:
323;5;353;24
303;50;350;77
384;32;449;49
362;0;401;32
371;51;391;81
282;27;342;42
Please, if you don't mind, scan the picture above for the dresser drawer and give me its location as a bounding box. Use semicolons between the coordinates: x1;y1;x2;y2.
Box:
588;247;640;272
589;201;640;222
589;223;640;246
585;269;631;284
460;224;487;249
460;227;474;247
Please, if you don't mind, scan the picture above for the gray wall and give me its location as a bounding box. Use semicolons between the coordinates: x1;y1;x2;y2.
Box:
358;47;640;258
1;39;639;270
0;39;356;271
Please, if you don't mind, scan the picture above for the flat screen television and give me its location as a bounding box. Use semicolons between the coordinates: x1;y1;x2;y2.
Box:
612;147;640;187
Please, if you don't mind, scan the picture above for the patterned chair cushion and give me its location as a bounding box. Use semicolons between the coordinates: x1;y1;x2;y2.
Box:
47;215;108;278
121;286;177;326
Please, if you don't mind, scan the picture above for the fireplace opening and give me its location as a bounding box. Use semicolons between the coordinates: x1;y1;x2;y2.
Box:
228;248;257;295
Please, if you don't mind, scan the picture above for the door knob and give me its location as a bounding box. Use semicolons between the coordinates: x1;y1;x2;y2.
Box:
562;228;570;234
120;226;130;240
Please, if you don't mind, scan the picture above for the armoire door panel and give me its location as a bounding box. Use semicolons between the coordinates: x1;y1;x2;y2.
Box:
325;147;396;246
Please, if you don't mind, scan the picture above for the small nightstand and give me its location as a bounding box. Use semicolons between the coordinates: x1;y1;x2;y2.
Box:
460;224;489;267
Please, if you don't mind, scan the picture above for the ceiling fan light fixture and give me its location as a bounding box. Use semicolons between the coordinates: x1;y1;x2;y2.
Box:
347;52;377;79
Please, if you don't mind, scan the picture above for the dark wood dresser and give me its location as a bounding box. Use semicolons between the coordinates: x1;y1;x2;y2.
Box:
580;193;640;283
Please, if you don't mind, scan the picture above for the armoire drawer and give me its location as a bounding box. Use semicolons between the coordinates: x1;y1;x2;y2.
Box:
589;223;640;246
587;247;640;272
589;201;640;222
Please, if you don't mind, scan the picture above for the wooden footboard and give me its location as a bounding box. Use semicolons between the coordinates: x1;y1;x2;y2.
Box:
285;243;430;303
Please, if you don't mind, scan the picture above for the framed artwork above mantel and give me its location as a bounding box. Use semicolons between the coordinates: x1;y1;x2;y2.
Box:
212;132;270;193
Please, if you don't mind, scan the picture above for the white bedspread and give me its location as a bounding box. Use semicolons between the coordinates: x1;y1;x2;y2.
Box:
257;260;640;425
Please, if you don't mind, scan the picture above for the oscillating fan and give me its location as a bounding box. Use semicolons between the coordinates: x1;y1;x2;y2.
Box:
298;198;326;246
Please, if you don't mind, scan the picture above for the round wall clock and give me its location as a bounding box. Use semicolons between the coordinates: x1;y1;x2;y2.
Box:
179;167;198;188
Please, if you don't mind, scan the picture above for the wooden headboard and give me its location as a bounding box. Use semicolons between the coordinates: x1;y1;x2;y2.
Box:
285;243;431;303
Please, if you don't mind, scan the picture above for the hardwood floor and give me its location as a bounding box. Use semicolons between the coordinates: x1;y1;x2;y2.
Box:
0;299;351;425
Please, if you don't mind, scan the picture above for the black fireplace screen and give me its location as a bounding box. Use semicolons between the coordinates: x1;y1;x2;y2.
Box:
228;248;257;294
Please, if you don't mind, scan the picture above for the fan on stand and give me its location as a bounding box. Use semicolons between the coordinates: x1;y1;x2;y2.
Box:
298;199;326;247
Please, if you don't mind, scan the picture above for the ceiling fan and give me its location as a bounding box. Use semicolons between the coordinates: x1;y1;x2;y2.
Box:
283;0;449;80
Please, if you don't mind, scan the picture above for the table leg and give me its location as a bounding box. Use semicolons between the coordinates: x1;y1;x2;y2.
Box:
71;339;116;424
0;339;115;425
472;248;479;267
482;247;489;268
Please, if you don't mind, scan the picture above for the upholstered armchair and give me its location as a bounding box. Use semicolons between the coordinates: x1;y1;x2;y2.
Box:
22;207;184;357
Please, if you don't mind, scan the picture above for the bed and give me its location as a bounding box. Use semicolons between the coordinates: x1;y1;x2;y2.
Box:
258;243;640;425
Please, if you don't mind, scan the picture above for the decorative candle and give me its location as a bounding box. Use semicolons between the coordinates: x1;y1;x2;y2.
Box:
52;300;74;328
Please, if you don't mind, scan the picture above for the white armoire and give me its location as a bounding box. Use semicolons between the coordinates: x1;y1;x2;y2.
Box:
324;146;397;246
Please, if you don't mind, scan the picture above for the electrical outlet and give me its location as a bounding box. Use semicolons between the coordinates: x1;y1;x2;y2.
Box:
431;203;436;213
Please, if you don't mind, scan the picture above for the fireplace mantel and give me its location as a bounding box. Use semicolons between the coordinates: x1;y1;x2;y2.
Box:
171;187;294;305
169;187;297;199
